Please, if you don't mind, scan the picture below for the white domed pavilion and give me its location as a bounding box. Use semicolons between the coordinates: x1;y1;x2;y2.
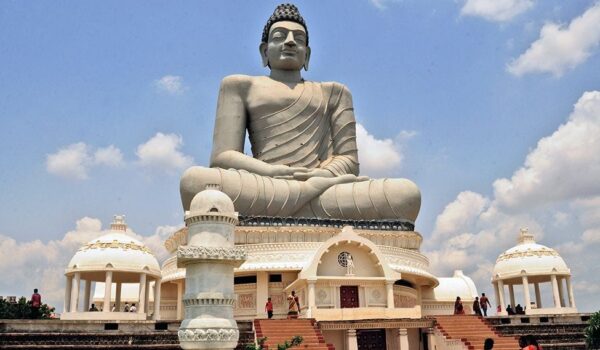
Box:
492;228;576;315
61;215;162;320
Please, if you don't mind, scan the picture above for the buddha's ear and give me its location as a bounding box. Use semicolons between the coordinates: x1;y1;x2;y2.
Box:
259;42;269;67
303;46;311;71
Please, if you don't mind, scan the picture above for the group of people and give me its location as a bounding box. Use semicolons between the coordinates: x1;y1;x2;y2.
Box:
263;290;301;319
506;303;526;315
482;335;541;350
88;302;137;312
454;293;492;316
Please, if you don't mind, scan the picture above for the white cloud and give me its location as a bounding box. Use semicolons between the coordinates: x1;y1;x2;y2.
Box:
93;145;124;167
461;0;534;22
46;143;125;180
369;0;401;10
0;217;178;311
154;75;186;95
46;143;91;180
507;3;600;76
356;123;414;177
136;133;193;172
431;191;489;241
493;91;600;209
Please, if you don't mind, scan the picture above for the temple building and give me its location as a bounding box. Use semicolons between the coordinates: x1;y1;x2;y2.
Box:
492;228;577;315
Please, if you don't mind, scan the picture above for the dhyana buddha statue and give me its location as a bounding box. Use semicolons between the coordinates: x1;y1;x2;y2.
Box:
180;4;421;223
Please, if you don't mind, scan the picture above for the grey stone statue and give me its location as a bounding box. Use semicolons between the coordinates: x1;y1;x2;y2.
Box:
180;4;421;223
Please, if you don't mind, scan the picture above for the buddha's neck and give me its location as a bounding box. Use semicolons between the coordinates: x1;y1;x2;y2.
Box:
269;69;303;83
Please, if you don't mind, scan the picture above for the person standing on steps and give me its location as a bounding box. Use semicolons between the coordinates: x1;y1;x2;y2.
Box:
265;297;274;319
480;293;491;316
454;296;465;315
287;291;300;319
473;296;482;316
30;288;42;319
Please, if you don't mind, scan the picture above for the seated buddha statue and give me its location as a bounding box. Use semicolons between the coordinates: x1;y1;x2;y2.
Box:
180;4;421;223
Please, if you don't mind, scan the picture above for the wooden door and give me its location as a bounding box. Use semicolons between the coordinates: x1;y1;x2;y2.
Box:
357;329;386;350
340;286;359;308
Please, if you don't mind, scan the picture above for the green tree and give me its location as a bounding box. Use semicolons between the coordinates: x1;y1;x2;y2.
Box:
586;311;600;349
0;297;55;319
245;335;303;350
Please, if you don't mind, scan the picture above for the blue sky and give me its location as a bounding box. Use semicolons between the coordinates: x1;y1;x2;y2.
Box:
1;0;600;312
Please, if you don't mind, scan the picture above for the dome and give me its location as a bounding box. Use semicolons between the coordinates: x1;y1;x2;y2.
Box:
66;216;161;277
424;270;478;301
189;187;235;214
493;228;570;280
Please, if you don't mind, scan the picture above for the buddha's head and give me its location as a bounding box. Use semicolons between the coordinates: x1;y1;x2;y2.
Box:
260;3;311;71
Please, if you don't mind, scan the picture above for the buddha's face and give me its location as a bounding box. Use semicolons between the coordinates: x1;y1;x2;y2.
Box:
261;21;310;71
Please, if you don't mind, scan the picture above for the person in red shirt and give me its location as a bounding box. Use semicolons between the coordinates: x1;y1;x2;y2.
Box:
480;293;492;316
30;288;42;319
265;297;274;319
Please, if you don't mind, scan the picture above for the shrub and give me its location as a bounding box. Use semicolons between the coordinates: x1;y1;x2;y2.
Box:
0;297;55;319
586;311;600;349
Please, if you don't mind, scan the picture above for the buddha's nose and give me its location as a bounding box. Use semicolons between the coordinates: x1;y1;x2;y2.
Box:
284;31;297;46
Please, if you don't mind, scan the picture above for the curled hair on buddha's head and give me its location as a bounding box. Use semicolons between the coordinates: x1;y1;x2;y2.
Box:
262;3;309;45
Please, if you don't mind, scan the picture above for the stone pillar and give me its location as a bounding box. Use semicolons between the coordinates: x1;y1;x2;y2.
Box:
425;328;435;350
103;271;112;313
566;276;576;309
534;283;542;308
176;281;184;320
70;272;80;312
522;276;531;313
115;282;122;311
346;329;358;350
145;279;151;315
83;280;91;311
398;328;409;350
386;281;395;309
497;280;506;311
493;281;500;312
64;275;73;313
307;280;316;317
551;274;561;308
557;277;566;307
508;284;516;309
153;278;162;320
255;271;268;318
138;273;147;313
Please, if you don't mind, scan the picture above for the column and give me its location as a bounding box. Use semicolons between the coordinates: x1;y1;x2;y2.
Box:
551;274;561;308
493;281;500;312
386;281;395;309
83;280;91;311
566;276;576;309
255;271;268;318
522;276;531;313
557;277;566;307
398;328;409;350
153;278;162;320
115;282;122;311
346;329;358;350
63;275;73;313
497;280;506;312
534;283;542;308
425;328;435;350
138;273;147;313
69;272;80;312
307;280;316;316
103;271;112;313
508;284;516;309
176;281;184;319
144;279;151;315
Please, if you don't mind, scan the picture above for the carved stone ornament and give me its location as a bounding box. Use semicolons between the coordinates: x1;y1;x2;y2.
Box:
177;246;247;263
178;328;239;342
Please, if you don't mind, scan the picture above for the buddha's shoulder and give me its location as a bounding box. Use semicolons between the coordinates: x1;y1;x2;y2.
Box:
220;74;255;87
310;81;351;92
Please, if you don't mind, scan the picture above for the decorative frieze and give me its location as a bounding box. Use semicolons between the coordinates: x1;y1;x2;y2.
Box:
319;319;434;330
178;328;239;342
177;246;246;265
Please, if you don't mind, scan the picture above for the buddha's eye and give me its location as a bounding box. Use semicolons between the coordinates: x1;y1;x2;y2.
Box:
271;31;286;40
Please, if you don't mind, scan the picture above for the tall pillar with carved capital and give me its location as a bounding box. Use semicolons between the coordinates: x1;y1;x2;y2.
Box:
115;282;122;311
138;273;146;313
398;328;409;350
497;280;506;312
566;276;576;309
176;188;246;350
103;271;113;313
64;275;72;313
522;276;531;312
176;281;184;320
557;277;566;307
83;280;91;311
508;284;516;309
307;280;316;317
346;329;358;350
551;274;561;308
534;283;542;308
386;281;395;309
70;272;80;312
144;279;151;315
255;271;268;318
153;278;162;320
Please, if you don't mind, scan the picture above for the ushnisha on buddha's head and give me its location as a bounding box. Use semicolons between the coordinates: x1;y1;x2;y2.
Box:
260;3;311;71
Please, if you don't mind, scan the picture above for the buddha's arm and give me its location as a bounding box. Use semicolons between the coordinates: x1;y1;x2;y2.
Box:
210;75;308;177
321;84;359;176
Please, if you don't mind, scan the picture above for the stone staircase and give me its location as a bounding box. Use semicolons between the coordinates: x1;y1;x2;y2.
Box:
434;315;520;350
489;323;587;349
253;319;334;350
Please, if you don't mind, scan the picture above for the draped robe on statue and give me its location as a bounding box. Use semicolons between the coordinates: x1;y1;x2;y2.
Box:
180;81;421;222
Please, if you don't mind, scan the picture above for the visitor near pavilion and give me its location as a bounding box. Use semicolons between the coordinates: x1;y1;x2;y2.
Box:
287;291;300;319
30;288;41;319
480;292;491;316
473;296;482;316
265;297;273;319
454;296;465;315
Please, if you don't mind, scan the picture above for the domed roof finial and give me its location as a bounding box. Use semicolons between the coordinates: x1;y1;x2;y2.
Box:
518;227;535;244
111;215;127;232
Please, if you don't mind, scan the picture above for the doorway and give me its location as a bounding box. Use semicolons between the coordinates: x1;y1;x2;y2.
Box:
340;286;359;308
357;329;386;350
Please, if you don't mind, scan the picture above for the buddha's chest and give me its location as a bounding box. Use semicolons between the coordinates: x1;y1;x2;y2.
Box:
246;80;316;120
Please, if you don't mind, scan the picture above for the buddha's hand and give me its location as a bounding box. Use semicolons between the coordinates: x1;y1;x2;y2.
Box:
270;164;310;178
292;168;334;180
